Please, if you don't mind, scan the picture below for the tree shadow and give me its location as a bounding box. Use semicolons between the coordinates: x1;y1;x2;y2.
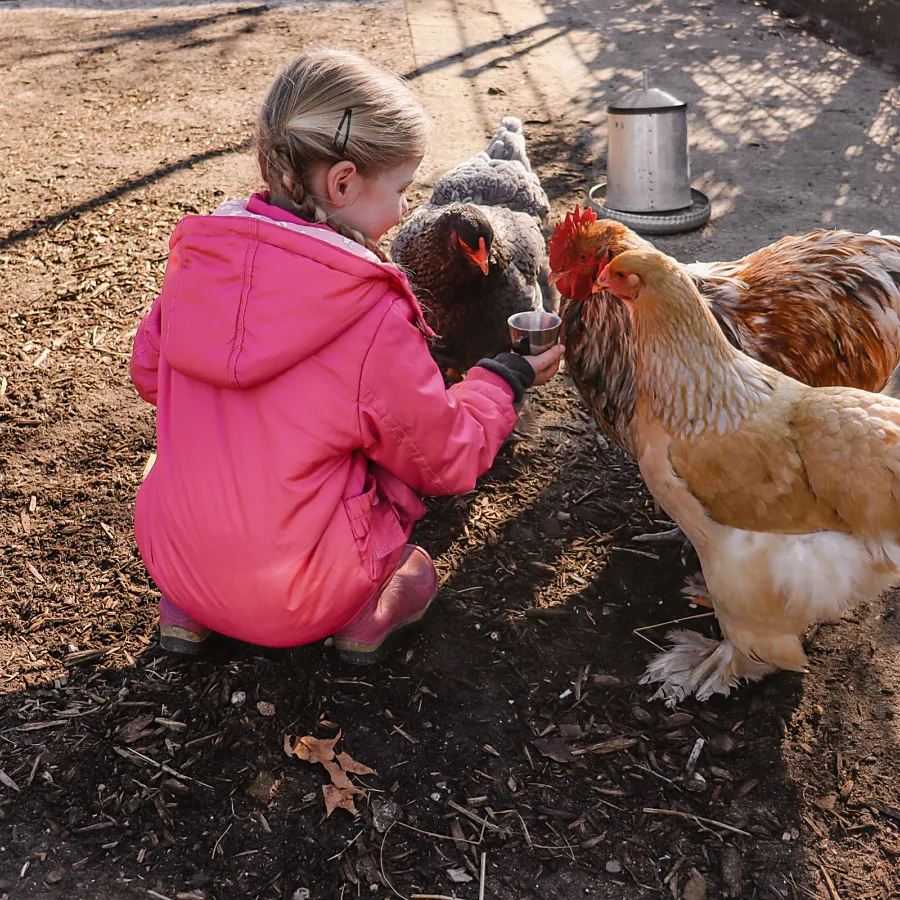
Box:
0;141;250;252
16;5;268;61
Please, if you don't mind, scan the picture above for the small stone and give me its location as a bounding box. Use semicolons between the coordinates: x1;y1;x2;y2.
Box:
292;890;311;900
372;798;402;834
256;701;275;717
430;792;442;801
230;691;246;708
605;860;622;874
44;870;65;885
682;868;707;900
447;868;473;883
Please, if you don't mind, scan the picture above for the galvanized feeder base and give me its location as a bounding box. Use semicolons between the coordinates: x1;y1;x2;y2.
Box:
588;182;711;236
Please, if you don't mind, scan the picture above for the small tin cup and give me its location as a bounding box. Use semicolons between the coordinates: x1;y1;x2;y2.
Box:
508;311;562;355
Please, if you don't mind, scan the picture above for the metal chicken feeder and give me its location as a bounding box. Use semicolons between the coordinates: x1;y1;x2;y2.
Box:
589;73;711;235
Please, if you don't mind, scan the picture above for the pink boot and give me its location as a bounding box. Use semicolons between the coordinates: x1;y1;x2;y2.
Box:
333;545;438;665
158;595;210;656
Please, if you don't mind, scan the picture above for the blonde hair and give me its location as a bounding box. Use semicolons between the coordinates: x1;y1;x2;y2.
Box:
256;48;432;261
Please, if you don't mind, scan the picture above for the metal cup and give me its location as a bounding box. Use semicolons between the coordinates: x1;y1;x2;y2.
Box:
507;311;562;355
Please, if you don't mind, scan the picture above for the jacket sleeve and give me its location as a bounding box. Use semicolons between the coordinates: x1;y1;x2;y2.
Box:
130;297;163;406
358;302;519;495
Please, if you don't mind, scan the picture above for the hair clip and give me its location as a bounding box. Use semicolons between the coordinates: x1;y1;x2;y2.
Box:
332;108;353;155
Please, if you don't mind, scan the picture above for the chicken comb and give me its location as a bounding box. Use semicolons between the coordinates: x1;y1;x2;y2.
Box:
549;205;599;271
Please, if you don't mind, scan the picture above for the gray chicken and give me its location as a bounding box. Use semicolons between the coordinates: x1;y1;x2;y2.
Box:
430;116;550;224
392;117;558;380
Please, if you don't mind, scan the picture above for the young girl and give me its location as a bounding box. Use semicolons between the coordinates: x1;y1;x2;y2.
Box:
130;48;563;664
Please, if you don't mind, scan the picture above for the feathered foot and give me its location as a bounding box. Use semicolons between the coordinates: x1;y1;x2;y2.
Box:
640;630;777;707
681;572;714;609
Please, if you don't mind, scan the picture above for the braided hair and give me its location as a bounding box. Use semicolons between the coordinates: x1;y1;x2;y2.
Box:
256;49;432;262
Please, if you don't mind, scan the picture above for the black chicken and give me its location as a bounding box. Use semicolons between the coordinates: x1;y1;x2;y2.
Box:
392;117;558;380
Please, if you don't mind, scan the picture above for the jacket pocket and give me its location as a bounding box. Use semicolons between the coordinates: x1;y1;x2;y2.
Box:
343;474;408;581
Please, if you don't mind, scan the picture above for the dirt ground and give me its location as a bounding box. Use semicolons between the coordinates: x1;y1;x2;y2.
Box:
1;0;899;898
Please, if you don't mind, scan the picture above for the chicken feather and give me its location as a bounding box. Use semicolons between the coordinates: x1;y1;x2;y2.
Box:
597;249;900;704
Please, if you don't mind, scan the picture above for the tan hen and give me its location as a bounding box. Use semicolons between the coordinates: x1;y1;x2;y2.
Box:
596;248;900;704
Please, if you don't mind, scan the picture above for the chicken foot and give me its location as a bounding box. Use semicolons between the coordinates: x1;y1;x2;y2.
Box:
632;525;696;567
640;630;778;706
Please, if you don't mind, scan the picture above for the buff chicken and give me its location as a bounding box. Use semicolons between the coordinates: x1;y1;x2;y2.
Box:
392;117;558;379
595;247;900;703
551;206;900;554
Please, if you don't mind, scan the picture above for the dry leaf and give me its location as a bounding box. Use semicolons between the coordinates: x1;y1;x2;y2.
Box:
322;759;362;792
0;770;21;792
532;737;576;763
557;723;585;740
285;730;341;764
285;731;375;817
323;783;361;817
337;751;376;776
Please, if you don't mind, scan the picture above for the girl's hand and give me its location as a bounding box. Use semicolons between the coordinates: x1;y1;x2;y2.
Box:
523;344;564;386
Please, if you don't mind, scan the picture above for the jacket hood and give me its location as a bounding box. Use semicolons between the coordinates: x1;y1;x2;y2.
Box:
161;194;431;390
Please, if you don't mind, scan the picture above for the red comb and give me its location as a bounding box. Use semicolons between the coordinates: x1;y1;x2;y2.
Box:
549;204;599;271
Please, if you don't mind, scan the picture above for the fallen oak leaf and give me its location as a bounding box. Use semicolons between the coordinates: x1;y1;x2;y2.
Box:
323;783;361;817
284;730;341;764
322;759;365;793
337;751;376;776
285;730;375;817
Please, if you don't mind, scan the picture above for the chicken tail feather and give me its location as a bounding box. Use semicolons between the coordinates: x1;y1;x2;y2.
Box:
640;630;777;707
482;116;532;171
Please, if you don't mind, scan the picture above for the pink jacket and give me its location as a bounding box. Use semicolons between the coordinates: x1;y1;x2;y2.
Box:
131;193;518;647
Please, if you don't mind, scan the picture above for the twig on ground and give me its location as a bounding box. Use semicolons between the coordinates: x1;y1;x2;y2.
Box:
380;820;409;900
447;800;502;834
819;864;843;900
642;807;750;836
211;822;232;860
396;821;482;845
632;613;716;651
478;852;487;900
327;828;366;861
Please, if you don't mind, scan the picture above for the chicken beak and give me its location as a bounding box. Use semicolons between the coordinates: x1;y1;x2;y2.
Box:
471;237;490;276
548;270;563;286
